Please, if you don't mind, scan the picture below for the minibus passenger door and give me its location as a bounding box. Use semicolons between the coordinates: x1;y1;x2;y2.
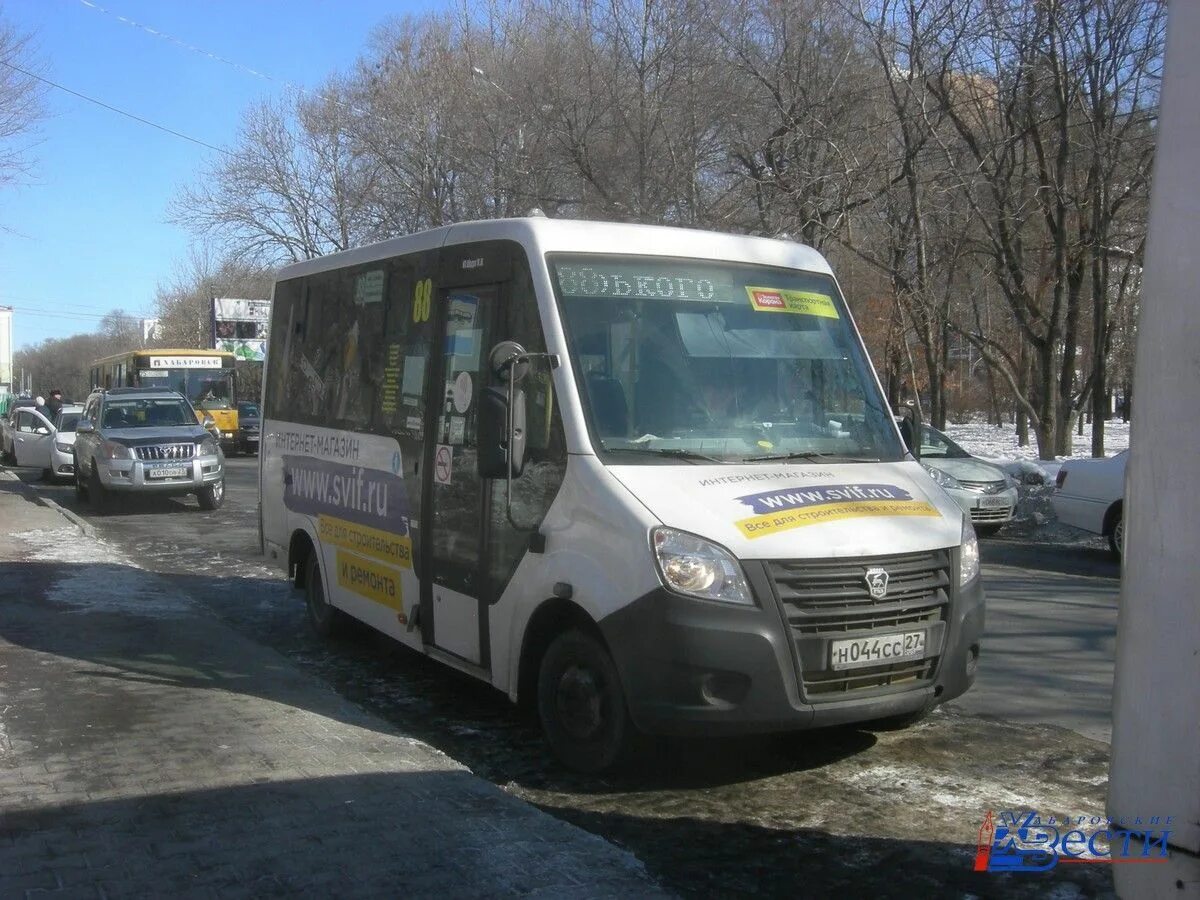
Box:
424;286;497;667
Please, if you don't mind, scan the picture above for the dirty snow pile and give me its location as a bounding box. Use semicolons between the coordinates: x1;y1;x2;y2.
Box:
15;527;197;618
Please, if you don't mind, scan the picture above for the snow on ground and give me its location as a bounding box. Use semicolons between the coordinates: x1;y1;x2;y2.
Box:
941;419;1129;547
15;527;197;618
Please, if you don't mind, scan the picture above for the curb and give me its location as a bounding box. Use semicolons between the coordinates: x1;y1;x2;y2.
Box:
0;467;94;537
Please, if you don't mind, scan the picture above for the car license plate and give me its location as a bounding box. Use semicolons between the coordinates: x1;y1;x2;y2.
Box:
830;630;926;670
978;495;1010;509
147;466;188;479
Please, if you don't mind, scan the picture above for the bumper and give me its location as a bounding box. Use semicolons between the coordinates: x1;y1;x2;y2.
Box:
598;560;984;737
97;455;224;494
948;486;1019;526
50;448;75;477
239;431;260;451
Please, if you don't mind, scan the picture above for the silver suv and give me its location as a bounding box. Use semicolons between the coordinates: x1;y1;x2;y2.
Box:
74;388;225;514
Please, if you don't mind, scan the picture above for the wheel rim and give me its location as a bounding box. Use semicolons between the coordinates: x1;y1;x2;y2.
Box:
1114;518;1125;556
556;664;607;741
212;480;224;502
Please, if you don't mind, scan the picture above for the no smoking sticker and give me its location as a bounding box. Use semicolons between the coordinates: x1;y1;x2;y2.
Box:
434;444;453;485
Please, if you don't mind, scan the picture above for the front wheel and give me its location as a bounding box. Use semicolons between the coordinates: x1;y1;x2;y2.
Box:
197;478;225;510
89;467;112;515
975;523;1002;538
537;629;635;774
74;458;88;500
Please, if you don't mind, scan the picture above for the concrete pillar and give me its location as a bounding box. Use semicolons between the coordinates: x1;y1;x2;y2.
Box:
1107;2;1200;896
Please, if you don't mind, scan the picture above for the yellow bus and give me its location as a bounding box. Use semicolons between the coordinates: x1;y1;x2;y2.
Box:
90;349;241;451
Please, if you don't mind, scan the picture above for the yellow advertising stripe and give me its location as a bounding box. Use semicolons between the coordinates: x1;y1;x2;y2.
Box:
336;550;404;611
318;514;413;569
745;286;840;319
736;500;940;539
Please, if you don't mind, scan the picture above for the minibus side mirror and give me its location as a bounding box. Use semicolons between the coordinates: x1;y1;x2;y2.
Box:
478;386;527;479
490;340;530;384
896;404;921;460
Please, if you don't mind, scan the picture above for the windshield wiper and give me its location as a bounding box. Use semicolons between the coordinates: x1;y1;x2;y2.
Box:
743;451;879;463
605;447;726;464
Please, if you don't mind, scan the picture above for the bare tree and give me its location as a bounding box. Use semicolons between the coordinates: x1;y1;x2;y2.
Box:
0;12;46;196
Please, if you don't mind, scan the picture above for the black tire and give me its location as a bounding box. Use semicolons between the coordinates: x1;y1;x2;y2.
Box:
304;552;346;637
88;467;111;515
1108;509;1124;560
41;468;53;482
537;629;635;774
197;478;225;510
74;457;88;500
975;523;1002;538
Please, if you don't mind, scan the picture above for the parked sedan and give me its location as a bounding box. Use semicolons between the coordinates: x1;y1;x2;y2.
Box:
48;405;85;481
1051;450;1127;558
920;425;1019;536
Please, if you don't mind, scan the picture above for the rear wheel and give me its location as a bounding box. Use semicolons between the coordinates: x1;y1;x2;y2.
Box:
197;478;225;510
304;552;346;637
1109;509;1124;560
537;629;635;773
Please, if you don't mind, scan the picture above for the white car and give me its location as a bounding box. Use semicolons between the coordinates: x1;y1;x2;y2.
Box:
48;405;85;481
1051;449;1127;558
920;425;1019;536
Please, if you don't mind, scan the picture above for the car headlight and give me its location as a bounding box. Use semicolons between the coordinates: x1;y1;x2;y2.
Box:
199;435;219;455
99;439;132;460
55;442;73;453
652;527;753;606
923;463;962;490
960;518;980;585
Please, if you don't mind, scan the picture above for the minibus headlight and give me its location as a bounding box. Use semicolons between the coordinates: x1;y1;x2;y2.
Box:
960;518;980;585
652;527;753;606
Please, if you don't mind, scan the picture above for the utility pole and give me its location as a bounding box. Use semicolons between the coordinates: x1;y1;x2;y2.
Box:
1107;3;1200;895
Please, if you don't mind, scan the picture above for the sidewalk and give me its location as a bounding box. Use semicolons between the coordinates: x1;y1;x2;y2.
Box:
0;471;665;898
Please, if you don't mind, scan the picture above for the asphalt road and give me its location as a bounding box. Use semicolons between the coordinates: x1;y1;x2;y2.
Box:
5;457;1123;897
19;457;1121;743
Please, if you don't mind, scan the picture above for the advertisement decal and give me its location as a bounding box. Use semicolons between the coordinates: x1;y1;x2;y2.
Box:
734;482;940;538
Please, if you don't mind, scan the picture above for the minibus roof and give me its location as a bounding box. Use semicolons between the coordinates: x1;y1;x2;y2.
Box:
274;218;834;282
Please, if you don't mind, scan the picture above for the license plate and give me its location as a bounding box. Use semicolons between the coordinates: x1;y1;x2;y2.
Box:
147;466;188;479
830;630;926;671
977;495;1010;508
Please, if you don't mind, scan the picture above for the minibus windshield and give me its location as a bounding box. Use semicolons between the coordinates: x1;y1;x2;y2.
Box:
552;254;904;464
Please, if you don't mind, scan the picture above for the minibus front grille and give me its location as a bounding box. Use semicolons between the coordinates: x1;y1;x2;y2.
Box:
766;550;952;700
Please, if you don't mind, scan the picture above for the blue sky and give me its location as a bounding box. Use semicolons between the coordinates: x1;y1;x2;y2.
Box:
1;0;433;350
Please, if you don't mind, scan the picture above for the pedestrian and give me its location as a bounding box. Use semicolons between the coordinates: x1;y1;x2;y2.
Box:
46;389;64;418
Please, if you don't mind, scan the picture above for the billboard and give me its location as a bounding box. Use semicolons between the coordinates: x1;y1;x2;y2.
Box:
211;297;270;361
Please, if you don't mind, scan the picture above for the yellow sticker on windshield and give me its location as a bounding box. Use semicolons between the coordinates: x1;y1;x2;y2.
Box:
746;287;839;319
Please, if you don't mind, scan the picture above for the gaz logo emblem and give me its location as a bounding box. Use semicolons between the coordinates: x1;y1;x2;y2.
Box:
864;567;890;600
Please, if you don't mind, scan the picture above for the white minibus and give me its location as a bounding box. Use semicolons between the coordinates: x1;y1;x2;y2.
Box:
259;217;983;772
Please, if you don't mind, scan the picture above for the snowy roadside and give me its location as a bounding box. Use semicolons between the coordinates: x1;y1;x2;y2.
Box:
942;420;1128;549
